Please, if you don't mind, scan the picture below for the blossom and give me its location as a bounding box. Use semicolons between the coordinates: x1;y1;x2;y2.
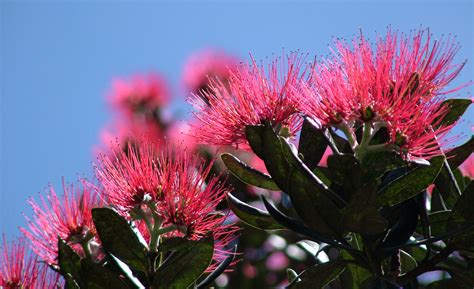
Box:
108;73;170;122
21;179;103;266
182;48;239;98
0;237;61;289
95;139;163;213
97;139;239;271
300;29;467;160
189;53;306;148
156;146;239;271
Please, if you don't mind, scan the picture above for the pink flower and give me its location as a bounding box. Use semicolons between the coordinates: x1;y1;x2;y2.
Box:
189;53;306;148
0;237;61;289
95;138;163;213
300;29;467;160
21;179;103;266
460;154;474;179
108;73;170;121
183;49;239;97
156;146;239;271
97;138;239;271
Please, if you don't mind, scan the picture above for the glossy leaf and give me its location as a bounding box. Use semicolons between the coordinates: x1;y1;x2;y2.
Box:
227;193;284;230
195;245;237;289
298;117;328;170
92;208;148;272
221;153;279;190
377;156;445;206
289;260;346;289
245;125;266;159
435;98;471;128
427;279;472;289
58;238;84;288
153;235;214;289
80;259;130;289
400;250;417;273
446;136;474;169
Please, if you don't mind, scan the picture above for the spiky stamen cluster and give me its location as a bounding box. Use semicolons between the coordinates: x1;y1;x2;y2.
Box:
189;52;307;148
0;237;61;288
21;180;103;266
300;29;466;160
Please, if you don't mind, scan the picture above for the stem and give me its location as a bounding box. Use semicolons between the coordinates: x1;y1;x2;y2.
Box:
149;224;179;252
354;122;373;161
81;240;92;260
365;143;395;153
337;122;358;150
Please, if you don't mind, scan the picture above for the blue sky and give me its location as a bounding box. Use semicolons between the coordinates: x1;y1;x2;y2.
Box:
1;0;473;237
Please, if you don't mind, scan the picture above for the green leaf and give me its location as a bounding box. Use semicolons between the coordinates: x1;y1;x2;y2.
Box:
377;156;445;206
226;193;284;230
446;136;474;169
362;151;406;182
80;259;130;289
153;235;214;289
245;125;266;159
92;208;148;272
58;238;84;287
342;182;388;235
400;250;417;273
289;260;346;289
448;182;474;248
340;234;373;289
435;98;471;128
221;153;279;190
298;117;328;170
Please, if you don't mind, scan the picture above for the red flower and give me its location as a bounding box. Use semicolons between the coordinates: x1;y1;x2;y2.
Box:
97;139;239;271
0;237;61;289
183;48;239;96
108;73;170;121
157;146;239;271
21;179;103;266
95;139;162;213
300;29;467;160
189;53;306;148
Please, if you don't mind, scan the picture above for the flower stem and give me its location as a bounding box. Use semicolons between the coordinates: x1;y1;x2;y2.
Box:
337;122;358;150
149;224;179;252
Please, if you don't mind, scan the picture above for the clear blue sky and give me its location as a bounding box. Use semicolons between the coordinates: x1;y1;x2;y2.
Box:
1;0;473;237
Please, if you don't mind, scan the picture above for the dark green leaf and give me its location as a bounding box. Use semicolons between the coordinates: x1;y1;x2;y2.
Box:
221;153;279;190
289;260;346;289
362;152;406;182
446;136;474;169
261;196;352;251
400;250;417;273
58;238;84;287
298;117;328;170
377;156;445;206
195;245;237;289
448;182;474;248
342;182;388;235
153;235;214;289
435;98;471;128
245;125;266;159
226;193;284;230
92;208;148;272
434;158;462;208
80;259;130;289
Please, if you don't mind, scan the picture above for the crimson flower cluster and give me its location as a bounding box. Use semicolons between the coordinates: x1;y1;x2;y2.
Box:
0;237;61;289
189;53;306;148
190;29;468;161
21;180;103;266
96;140;239;271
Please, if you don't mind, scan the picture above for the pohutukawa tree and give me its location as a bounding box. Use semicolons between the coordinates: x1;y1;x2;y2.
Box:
0;28;472;289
